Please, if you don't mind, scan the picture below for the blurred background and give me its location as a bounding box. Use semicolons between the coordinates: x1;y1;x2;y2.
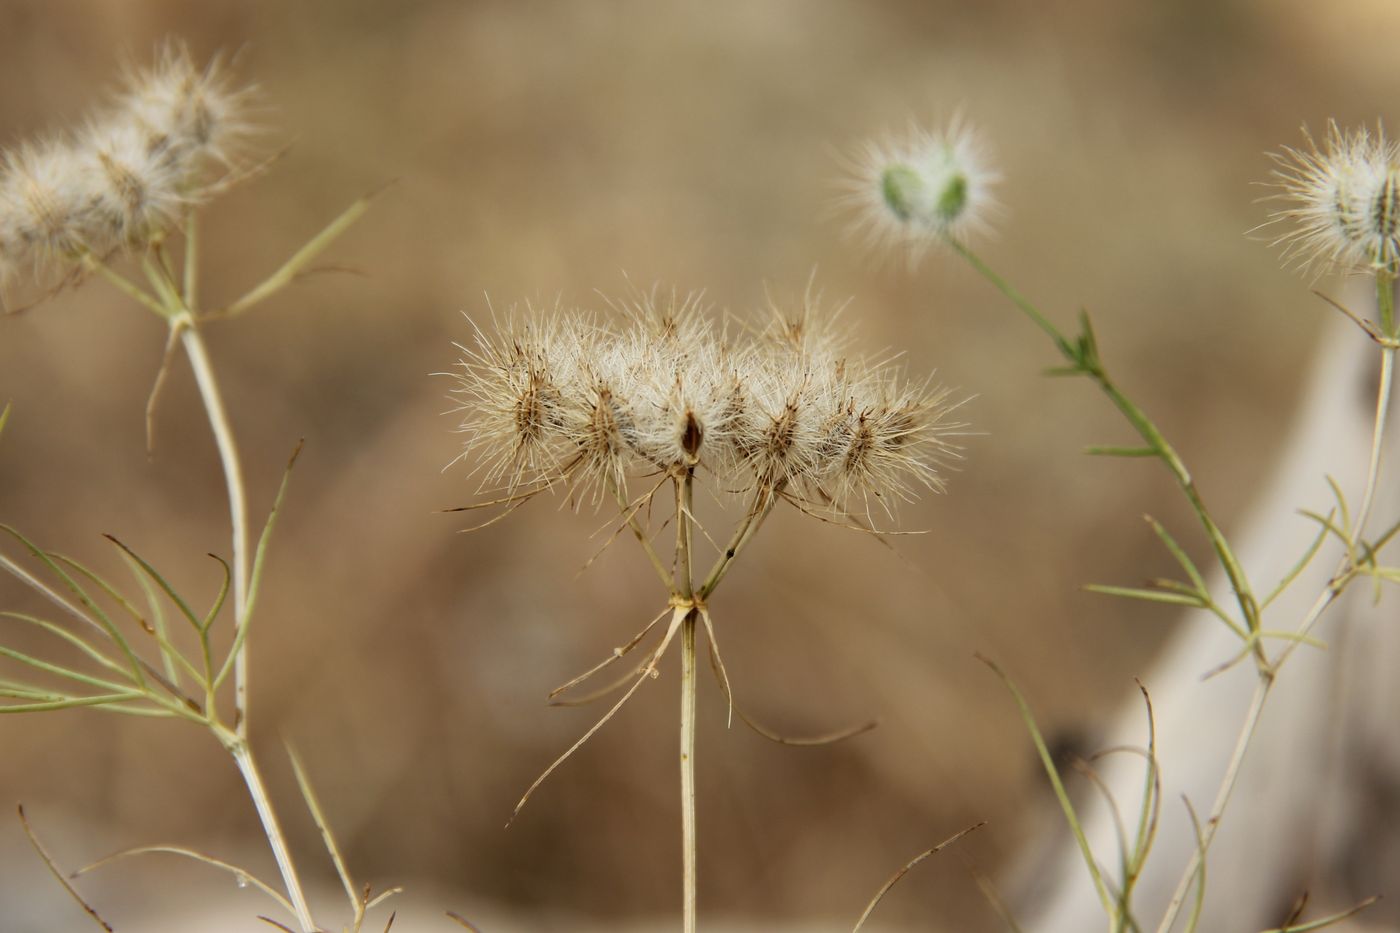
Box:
0;1;1397;930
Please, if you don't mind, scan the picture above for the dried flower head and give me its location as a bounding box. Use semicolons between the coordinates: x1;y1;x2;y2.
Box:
1268;121;1400;274
0;42;257;290
449;288;968;524
841;116;1000;261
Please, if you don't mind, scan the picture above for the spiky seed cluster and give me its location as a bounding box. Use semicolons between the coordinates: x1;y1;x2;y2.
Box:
0;43;255;288
1269;122;1400;274
450;293;967;519
842;117;1000;260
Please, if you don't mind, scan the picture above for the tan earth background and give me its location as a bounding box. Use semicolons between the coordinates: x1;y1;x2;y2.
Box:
0;1;1395;930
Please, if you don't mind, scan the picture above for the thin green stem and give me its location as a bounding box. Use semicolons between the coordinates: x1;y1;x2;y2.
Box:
1159;273;1398;933
950;239;1073;355
955;242;1262;665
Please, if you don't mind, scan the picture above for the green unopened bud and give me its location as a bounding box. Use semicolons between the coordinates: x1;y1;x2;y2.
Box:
844;117;998;260
881;164;923;222
935;170;968;223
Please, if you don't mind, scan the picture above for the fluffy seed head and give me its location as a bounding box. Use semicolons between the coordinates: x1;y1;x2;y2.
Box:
0;42;257;291
1268;121;1400;274
449;289;969;522
842;116;1000;261
119;43;256;172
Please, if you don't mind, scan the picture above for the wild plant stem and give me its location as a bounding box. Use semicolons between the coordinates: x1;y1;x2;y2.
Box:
1157;275;1398;933
698;482;782;600
225;734;316;932
953;240;1263;661
178;320;251;736
674;471;698;933
1351;273;1396;537
680;608;698;933
1154;676;1268;933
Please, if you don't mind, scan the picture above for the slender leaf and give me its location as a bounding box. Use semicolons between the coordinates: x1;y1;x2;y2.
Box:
1085;446;1157;458
1264;514;1333;609
201;554;232;634
1261;896;1380;932
48;551;152;634
119;549;182;689
0;611;126;675
215;441;302;690
0;525;144;681
286;743;359;915
1145;516;1208;595
74;844;295;918
1084;584;1205;608
17;805;114;931
221;193;377;318
103;535;203;633
852;823;985;932
978;654;1113;916
0;692;148;713
0;644;134;693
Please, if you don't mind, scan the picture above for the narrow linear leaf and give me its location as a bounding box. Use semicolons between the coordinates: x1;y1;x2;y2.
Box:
1323;475;1353;543
285;743;359;915
1265;514;1333;609
1085;446;1158;458
74;845;295;918
200;554;232;634
1261;895;1381;932
1145;516;1208;595
0;692;147;713
221;192;378;318
366;888;403;912
977;654;1113;915
0;644;133;693
0;526;143;680
17;805;114;931
0;611;127;675
852;823;986;932
1084;584;1205;608
119;549;181;688
215;440;303;691
102;536;202;634
48;551;153;634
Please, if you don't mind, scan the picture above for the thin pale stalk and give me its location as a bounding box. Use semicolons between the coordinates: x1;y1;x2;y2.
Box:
698;482;781;600
680;607;698;933
1154;676;1269;933
179;320;251;735
674;471;698;933
1350;346;1393;541
610;476;674;590
1161;297;1398;930
224;735;316;932
183;210;199;309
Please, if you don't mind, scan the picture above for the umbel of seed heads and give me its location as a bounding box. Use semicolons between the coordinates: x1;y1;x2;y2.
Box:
1270;121;1400;274
0;43;254;290
450;294;967;523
